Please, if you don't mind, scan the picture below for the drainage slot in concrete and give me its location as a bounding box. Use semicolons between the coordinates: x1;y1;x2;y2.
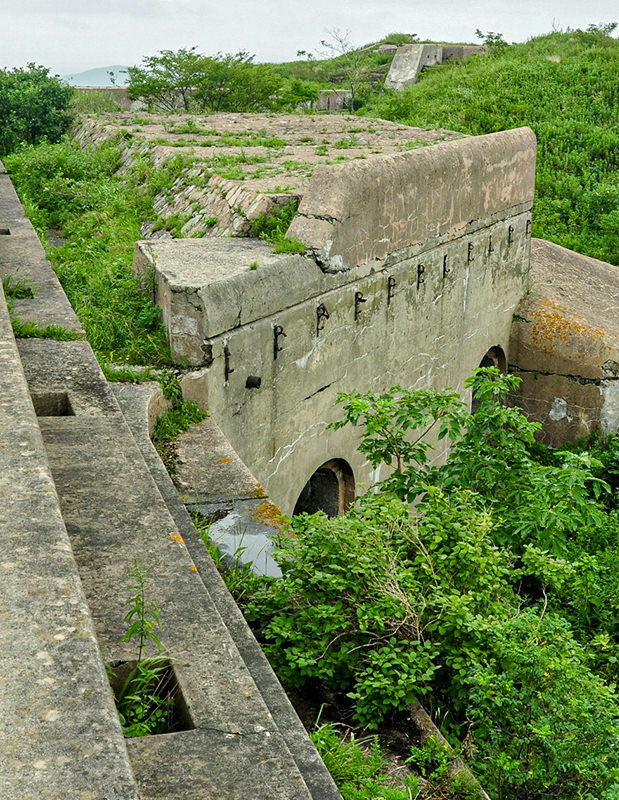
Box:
0;227;10;235
108;658;195;738
31;390;75;417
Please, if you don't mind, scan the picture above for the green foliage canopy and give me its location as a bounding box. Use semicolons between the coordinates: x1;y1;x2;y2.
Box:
127;47;314;113
0;64;73;156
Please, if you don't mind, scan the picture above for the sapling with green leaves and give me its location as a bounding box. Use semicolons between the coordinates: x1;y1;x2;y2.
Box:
111;561;178;738
121;560;162;663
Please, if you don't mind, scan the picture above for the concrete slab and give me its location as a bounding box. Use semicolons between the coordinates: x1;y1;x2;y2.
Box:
0;276;139;800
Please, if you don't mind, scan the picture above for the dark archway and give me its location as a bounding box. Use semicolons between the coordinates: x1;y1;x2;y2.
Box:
472;345;507;412
293;459;355;517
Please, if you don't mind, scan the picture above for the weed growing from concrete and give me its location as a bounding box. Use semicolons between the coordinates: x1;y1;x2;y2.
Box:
110;561;178;738
249;200;306;254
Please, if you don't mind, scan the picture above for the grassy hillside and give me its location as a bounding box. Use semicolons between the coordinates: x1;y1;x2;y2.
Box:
365;29;619;265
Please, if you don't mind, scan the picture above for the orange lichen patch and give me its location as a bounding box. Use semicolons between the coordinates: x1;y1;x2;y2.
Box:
218;457;232;463
245;482;267;499
252;500;286;530
526;296;610;355
170;532;185;544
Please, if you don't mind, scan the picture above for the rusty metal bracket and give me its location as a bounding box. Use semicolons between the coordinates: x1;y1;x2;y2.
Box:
224;345;234;382
273;324;287;359
354;291;367;320
387;275;396;304
417;263;425;289
316;302;330;335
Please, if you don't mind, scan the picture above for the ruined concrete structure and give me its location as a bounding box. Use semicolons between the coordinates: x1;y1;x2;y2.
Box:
385;43;484;90
1;111;618;798
509;239;619;444
0;161;340;800
136;127;537;514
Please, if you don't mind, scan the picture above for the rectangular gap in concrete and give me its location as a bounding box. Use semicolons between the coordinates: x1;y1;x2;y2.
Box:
0;227;9;235
108;658;195;737
31;391;75;417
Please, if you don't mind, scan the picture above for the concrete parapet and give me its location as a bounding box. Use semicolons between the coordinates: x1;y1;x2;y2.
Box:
509;238;619;444
441;45;485;61
287;128;536;272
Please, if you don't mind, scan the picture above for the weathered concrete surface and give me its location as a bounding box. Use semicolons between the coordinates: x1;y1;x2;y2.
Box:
316;89;353;112
287;127;536;272
509;238;619;444
0;281;139;799
441;45;485;61
384;43;443;89
1;167;341;800
114;382;341;800
76;113;460;240
138;130;535;513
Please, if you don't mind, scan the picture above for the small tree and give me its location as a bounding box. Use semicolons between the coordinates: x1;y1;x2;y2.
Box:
0;64;73;156
320;28;367;111
127;47;285;113
127;47;205;111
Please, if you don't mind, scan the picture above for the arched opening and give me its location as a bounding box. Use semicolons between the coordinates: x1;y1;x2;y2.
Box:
293;459;355;517
472;345;507;412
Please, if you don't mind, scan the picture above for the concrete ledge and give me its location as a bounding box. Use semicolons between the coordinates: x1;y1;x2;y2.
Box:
287;128;536;272
113;381;342;800
0;283;139;799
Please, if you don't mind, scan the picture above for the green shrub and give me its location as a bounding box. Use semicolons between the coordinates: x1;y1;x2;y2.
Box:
0;64;73;156
244;369;619;799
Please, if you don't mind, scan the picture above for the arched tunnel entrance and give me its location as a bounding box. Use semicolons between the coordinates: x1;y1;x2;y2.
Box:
293;459;355;517
472;345;507;412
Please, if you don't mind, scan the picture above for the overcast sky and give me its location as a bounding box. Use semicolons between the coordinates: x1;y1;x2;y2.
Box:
2;0;617;74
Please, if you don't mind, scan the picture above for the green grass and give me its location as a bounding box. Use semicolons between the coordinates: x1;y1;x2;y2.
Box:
4;138;175;368
10;318;83;340
365;29;619;265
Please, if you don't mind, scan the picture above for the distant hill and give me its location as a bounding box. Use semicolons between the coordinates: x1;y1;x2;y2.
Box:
63;66;129;87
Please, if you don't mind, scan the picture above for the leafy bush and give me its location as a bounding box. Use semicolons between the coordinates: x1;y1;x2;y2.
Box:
0;64;73;156
127;47;301;113
244;370;619;799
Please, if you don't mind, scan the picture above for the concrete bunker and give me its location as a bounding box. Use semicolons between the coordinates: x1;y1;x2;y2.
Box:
135;127;537;513
293;458;355;517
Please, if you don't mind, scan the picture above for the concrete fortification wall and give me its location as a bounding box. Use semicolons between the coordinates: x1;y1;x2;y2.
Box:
136;127;536;513
509;239;619;444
